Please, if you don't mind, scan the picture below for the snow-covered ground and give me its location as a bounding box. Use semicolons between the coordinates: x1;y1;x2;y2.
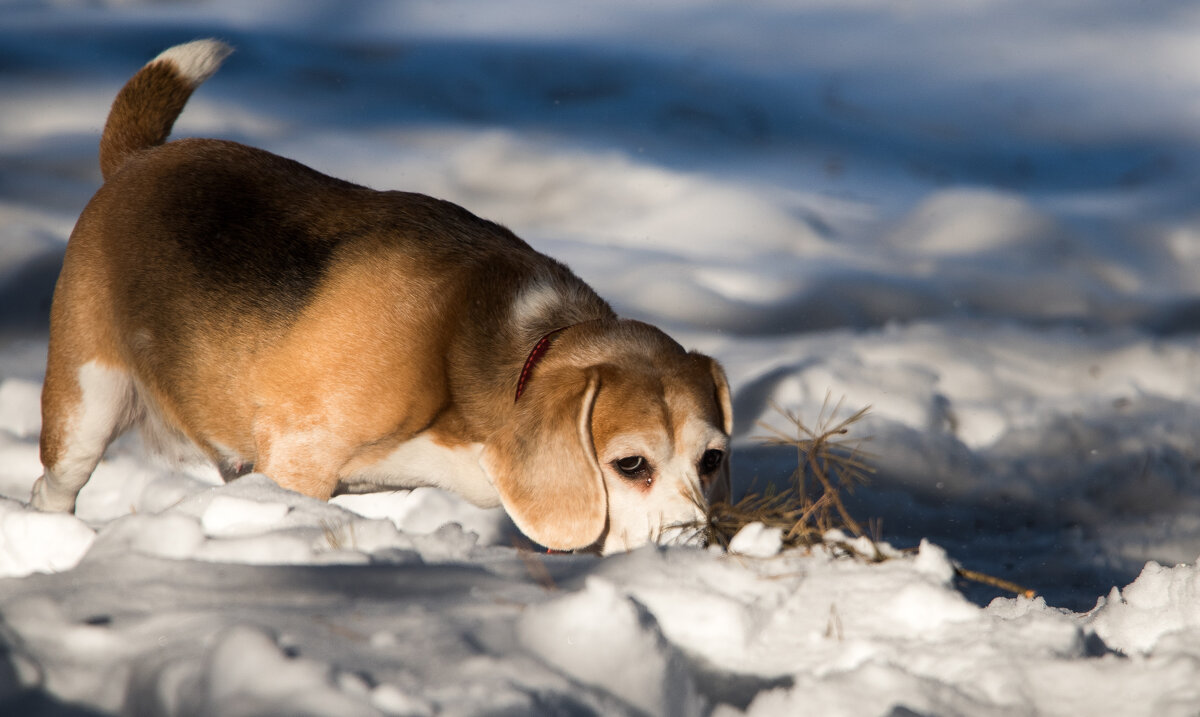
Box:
3;1;1200;714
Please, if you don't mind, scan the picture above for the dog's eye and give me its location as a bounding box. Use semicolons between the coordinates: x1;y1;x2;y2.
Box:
614;455;649;478
699;449;725;474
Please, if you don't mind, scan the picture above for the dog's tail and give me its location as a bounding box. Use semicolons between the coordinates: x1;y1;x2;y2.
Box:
99;39;233;181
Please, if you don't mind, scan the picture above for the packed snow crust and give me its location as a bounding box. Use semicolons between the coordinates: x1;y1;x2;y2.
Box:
3;1;1200;714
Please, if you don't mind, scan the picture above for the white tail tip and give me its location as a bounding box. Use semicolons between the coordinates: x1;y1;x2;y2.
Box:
151;39;234;87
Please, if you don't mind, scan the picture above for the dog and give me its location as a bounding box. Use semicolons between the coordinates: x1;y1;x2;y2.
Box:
32;39;732;554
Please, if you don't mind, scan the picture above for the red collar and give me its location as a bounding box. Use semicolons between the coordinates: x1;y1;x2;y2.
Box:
514;326;571;402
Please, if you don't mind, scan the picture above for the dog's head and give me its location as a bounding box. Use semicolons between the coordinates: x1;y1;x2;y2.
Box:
481;321;732;554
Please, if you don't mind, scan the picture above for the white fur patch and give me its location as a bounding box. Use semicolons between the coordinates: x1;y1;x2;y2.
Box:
32;361;136;511
152;39;233;87
69;361;136;463
342;435;498;508
510;275;566;328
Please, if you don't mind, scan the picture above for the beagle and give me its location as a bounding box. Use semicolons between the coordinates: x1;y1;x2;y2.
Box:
32;40;732;554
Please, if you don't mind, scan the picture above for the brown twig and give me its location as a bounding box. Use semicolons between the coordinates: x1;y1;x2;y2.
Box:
695;397;875;551
955;566;1037;599
693;399;1039;599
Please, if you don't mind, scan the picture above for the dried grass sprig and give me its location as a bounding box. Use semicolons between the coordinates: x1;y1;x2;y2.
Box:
690;396;1037;599
695;395;876;555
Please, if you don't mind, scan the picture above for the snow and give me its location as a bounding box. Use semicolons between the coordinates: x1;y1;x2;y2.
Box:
0;499;95;578
2;0;1200;714
726;522;783;559
518;577;703;717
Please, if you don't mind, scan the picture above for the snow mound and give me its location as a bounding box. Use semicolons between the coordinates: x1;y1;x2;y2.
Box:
0;499;94;578
1089;561;1200;657
727;521;784;558
519;576;701;717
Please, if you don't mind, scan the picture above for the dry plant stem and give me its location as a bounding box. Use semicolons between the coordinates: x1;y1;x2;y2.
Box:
785;493;833;543
698;400;1039;599
754;398;878;554
807;439;865;539
691;399;877;551
955;566;1037;599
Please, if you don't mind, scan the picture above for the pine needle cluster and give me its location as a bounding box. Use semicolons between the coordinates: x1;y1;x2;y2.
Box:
699;396;878;557
692;396;1036;598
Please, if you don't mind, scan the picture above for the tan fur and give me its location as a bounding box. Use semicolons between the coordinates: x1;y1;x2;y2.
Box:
34;40;734;551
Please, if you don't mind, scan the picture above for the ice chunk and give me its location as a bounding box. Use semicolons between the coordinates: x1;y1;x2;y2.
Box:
0;499;95;577
913;538;957;585
1088;561;1200;656
728;521;784;558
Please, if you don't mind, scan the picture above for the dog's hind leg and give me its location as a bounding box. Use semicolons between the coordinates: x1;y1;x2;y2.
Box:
33;357;137;512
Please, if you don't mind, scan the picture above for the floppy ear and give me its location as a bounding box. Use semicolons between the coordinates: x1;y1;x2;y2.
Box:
707;357;734;436
693;353;734;503
481;368;608;550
